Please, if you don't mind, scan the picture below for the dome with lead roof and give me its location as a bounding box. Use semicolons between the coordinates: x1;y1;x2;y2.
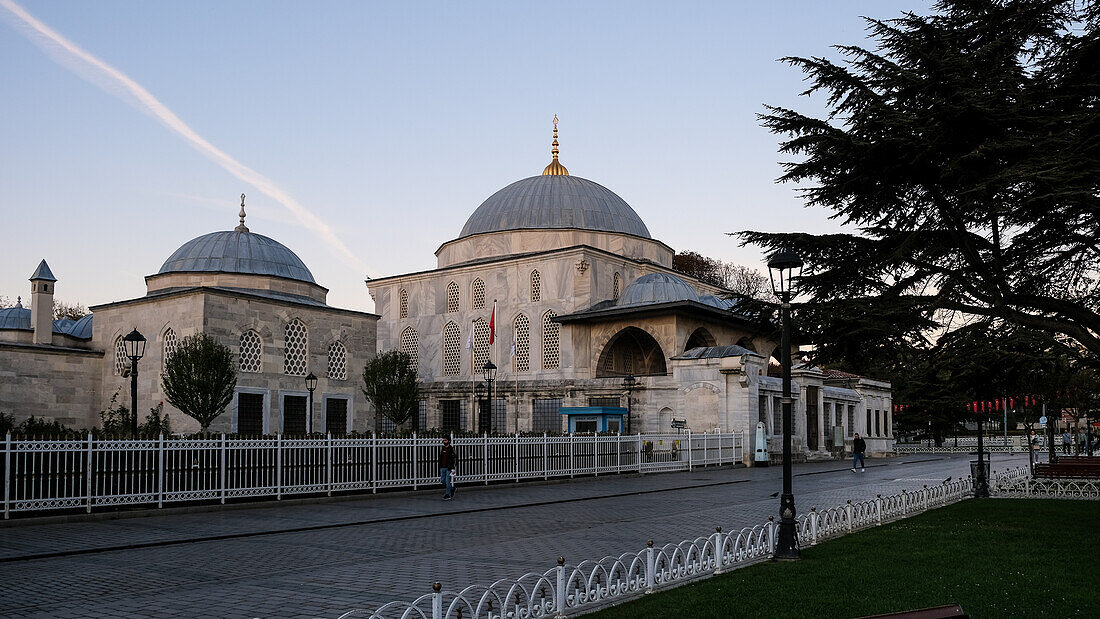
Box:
618;273;701;306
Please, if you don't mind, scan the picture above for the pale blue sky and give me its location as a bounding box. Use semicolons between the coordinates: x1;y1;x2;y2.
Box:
0;0;929;313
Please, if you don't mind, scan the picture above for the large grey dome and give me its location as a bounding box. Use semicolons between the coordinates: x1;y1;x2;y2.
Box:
459;175;651;239
618;273;701;306
159;230;316;284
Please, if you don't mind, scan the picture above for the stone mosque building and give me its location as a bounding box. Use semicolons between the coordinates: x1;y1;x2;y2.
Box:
0;121;895;458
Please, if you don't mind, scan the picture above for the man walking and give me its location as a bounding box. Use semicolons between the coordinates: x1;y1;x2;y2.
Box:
852;433;866;472
1062;429;1072;455
439;437;457;500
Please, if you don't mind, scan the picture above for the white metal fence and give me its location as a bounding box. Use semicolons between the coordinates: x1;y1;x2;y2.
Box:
894;442;1028;454
1;431;744;518
338;470;992;619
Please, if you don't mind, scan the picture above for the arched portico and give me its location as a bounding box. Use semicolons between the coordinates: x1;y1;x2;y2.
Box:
685;327;717;352
596;327;667;378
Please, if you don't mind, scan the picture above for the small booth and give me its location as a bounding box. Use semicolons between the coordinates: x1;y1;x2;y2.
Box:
559;406;628;433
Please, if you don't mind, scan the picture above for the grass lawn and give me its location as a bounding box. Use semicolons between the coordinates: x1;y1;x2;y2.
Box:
589;499;1098;618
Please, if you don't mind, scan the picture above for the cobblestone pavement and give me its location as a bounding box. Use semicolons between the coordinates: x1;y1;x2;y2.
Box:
0;452;1029;618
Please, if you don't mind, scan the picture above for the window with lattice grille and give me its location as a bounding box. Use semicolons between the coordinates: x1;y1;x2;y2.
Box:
399;288;408;319
240;330;263;373
472;318;490;372
847;405;855;437
773;396;783;436
162;328;178;371
613;273;621;299
533;398;562;433
530;270;541;302
328;341;347;380
284;319;309;376
471;278;485;310
446;281;459;313
513;314;530;373
399;326;419;372
542;310;559;369
442;322;461;375
114;336;127;375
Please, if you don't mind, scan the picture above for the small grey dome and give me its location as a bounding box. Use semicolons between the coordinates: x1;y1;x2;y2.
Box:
159;230;315;284
0;306;30;330
460;175;651;239
700;294;737;310
0;307;92;339
618;273;701;306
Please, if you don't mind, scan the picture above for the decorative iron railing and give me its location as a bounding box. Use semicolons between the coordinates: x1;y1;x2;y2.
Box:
1;431;744;518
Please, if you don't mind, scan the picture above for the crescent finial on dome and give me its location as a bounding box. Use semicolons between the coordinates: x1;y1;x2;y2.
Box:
542;115;569;176
235;193;249;232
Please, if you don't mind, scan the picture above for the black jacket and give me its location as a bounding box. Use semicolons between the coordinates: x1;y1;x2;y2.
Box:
439;445;457;469
853;437;867;454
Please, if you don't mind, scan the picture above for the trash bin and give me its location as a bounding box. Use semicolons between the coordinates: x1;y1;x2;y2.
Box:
970;460;990;481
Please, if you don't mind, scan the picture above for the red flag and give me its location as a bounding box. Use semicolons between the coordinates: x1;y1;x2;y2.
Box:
1010;397;1015;409
488;304;495;345
981;401;986;412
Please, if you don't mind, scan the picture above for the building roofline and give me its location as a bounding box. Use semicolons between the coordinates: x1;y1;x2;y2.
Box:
554;299;756;327
433;228;675;259
90;286;378;319
144;271;330;294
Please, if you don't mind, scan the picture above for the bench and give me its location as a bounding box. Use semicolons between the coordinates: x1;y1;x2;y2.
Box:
1034;461;1100;478
859;603;968;618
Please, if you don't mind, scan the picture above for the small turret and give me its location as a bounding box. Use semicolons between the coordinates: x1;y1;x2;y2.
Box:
29;259;56;345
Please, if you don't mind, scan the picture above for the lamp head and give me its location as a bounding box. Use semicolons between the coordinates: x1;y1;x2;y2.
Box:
767;246;803;299
305;372;318;392
122;329;146;360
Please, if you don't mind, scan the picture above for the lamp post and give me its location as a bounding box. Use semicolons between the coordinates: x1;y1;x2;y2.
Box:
482;361;496;433
622;374;637;434
974;413;989;498
122;329;146;437
305;372;317;434
768;246;802;560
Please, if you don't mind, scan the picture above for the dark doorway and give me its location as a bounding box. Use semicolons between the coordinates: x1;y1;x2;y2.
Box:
478;399;491;433
806;387;819;450
283;395;307;435
326;398;348;434
238;392;264;435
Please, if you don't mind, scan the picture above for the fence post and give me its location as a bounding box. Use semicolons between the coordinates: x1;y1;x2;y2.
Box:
845;500;853;533
276;434;283;500
432;582;442;619
544;433;549;480
617;433;622;475
413;432;419;491
645;541;655;593
219;434;227;504
515;433;520;482
809;507;818;545
483;433;489;485
85;432;93;513
3;432;10;519
687;432;693;472
768;516;776;554
569;433;575;478
371;432;378;493
555;557;567;618
327;432;333;497
157;433;165;509
638;433;643;474
922;485;929;511
875;494;883;525
712;526;724;573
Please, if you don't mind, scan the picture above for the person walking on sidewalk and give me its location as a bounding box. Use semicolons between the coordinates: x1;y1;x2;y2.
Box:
852;433;866;472
1062;430;1072;455
439;437;457;500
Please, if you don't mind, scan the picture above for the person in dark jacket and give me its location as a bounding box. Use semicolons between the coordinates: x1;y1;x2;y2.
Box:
439;437;457;500
852;433;866;472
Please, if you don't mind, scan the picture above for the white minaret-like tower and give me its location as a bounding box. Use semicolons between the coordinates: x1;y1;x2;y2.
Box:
29;259;56;345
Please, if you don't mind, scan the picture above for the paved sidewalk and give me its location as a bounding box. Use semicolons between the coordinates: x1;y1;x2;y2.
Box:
0;453;1028;618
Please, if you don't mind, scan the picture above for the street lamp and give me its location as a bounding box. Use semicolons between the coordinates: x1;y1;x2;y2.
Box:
768;246;802;560
622;374;637;434
974;412;989;498
122;329;146;437
305;372;318;434
482;361;497;433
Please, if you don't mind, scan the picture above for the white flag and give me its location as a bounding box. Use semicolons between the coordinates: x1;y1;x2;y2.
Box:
510;331;517;361
465;321;473;350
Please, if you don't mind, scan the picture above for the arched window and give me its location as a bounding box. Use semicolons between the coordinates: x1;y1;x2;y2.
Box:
613;272;621;299
442;322;461;375
399;326;419;372
162;328;178;370
399;288;408;319
328;341;347;380
284;319;308;376
114;335;127;375
530;270;541;302
596;327;667;377
471;278;486;310
472;318;490;371
240;330;263;373
446;281;460;313
513;314;530;373
542;310;559;369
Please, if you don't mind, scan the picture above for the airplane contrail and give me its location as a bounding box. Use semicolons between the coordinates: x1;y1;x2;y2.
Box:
0;0;369;274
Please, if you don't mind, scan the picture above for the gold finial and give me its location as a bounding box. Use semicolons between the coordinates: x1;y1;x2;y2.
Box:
235;193;249;232
542;115;569;176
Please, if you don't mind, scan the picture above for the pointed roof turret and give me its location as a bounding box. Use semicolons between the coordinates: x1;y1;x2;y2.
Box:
541;115;569;176
29;259;57;282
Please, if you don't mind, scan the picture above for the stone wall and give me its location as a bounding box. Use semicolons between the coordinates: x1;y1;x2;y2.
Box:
0;342;103;428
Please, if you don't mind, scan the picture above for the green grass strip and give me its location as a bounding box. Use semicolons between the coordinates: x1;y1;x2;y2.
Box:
588;499;1098;618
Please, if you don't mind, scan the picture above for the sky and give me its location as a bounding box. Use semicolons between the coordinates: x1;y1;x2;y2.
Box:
0;0;931;314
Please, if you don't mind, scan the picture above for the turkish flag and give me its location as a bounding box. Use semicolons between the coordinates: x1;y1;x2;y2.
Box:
489;306;495;345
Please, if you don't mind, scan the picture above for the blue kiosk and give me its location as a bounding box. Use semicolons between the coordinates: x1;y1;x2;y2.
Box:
559;406;628;433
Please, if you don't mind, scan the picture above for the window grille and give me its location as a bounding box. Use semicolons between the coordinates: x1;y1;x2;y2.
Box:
613;272;621;299
847;405;855;437
866;409;872;437
399;326;419;372
530;270;541;302
327;341;347;380
446;281;459;313
418;400;428;431
533;398;562;433
513;314;530;373
441;400;462;430
114;336;127;376
834;404;843;428
240;330;263;373
589;397;621;407
381;416;396;434
399;288;408;319
471;278;486;310
162;328;178;371
284;319;308;376
772;395;783;436
758;395;768;428
442;322;461;375
472;318;490;371
542;310;559;369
